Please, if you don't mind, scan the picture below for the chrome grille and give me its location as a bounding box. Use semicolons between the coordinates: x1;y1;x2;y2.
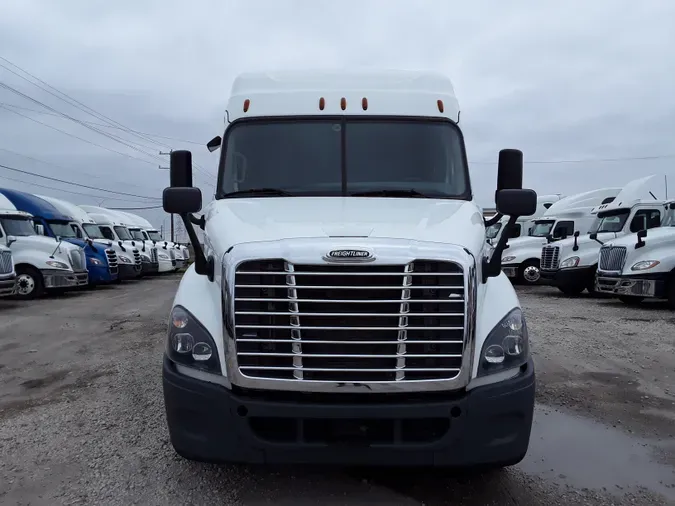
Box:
168;248;176;260
69;249;85;271
132;249;141;266
233;259;466;383
150;247;158;263
182;248;189;260
0;250;13;275
541;245;560;270
599;246;627;272
105;249;118;267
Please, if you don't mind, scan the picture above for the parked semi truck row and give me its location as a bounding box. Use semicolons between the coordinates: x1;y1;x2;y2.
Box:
486;194;564;245
159;69;540;468
540;174;671;295
0;192;88;299
499;187;622;285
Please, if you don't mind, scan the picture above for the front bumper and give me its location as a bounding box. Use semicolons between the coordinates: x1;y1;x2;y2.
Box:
596;271;667;298
141;261;160;275
88;263;117;284
540;265;593;288
118;263;142;279
0;275;16;297
43;269;88;289
501;264;519;279
163;356;535;467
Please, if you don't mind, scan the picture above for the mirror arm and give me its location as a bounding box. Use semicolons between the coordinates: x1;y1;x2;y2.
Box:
189;213;206;230
179;213;212;279
483;213;503;227
482;215;518;283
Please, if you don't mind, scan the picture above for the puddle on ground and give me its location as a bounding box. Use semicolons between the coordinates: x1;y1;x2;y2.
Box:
519;405;675;500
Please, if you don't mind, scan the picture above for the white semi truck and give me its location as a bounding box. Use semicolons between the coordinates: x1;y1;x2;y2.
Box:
486;194;563;244
595;200;675;307
0;244;16;297
0;194;87;299
539;175;669;295
500;187;621;285
78;206;145;279
159;69;539;469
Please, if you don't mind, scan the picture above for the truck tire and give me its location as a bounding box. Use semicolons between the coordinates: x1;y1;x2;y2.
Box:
619;295;644;306
585;266;598;295
14;265;45;300
518;260;541;285
666;274;675;310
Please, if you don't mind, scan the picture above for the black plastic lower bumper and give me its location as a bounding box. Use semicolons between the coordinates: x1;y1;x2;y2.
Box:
0;276;16;297
540;265;593;288
596;272;668;298
141;261;159;275
163;357;535;467
118;264;142;280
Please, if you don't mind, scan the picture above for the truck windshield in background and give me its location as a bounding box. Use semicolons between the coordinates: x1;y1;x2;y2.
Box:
147;231;162;241
129;229;145;240
82;224;106;239
486;222;502;239
218;119;470;199
591;210;630;233
530;220;554;237
114;226;132;240
0;216;37;236
48;221;80;239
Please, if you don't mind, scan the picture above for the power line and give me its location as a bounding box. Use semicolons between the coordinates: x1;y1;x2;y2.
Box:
0;56;173;150
0;163;161;200
107;205;163;210
471;154;675;165
0;103;203;145
0;172;161;203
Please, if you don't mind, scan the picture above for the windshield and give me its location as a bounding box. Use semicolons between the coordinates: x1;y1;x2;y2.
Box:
82;223;106;239
147;230;162;241
530;220;554;237
48;221;79;239
594;210;629;233
0;216;36;236
129;229;145;240
218;118;470;199
486;222;502;239
114;226;132;240
663;206;675;227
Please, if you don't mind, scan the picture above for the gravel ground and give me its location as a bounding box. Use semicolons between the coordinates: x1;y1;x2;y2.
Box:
0;276;673;505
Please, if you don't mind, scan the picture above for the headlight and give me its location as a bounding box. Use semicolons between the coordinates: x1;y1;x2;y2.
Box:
631;260;660;271
502;255;516;263
119;255;132;264
167;305;221;374
46;260;70;269
158;253;170;260
88;257;104;266
560;256;580;269
478;308;529;377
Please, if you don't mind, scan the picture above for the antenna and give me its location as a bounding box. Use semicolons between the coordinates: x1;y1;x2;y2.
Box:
666;175;668;200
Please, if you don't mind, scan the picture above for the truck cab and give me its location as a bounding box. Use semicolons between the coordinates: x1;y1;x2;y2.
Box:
79;209;144;279
0;194;87;299
486;194;563;244
540;175;668;295
595;200;675;307
159;69;539;468
500;187;621;285
0;244;16;297
0;188;115;287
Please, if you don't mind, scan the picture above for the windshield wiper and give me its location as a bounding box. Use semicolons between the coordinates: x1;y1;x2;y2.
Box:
350;189;430;198
221;188;293;198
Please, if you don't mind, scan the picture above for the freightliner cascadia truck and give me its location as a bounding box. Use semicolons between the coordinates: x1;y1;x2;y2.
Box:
160;70;538;468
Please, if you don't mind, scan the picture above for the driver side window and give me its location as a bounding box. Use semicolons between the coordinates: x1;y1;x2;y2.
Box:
100;227;114;240
553;220;574;238
629;209;661;233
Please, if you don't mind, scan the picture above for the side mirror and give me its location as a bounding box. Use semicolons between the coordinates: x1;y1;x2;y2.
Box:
589;232;598;240
6;235;17;247
637;229;647;239
573;231;580;238
636;228;647;249
35;224;45;235
496;188;537;217
495;149;523;202
207;136;222;153
163;187;202;214
170;150;193;188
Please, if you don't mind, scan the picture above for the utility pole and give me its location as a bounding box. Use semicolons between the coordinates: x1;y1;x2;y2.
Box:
159;150;174;242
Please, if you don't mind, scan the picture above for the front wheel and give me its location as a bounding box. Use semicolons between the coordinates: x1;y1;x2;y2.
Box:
619;295;644;306
518;260;541;285
666;275;675;310
14;266;45;300
585;267;598;295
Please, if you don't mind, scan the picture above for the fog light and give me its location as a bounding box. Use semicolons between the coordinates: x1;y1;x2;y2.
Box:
503;335;524;356
172;333;194;353
485;345;505;364
171;307;189;329
192;342;212;361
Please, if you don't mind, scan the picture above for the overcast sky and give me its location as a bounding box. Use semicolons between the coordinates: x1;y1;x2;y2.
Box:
1;0;674;238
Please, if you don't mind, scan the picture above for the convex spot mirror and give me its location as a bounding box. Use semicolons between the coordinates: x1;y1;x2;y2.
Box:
163;187;202;214
496;189;537;217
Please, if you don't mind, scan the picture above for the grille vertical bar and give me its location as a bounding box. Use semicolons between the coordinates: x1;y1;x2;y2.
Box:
599;246;627;271
540;245;560;270
0;250;12;274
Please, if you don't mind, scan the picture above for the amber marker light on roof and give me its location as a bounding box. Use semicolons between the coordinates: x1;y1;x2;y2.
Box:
340;97;347;110
243;99;250;112
362;97;368;110
437;99;444;113
319;97;325;110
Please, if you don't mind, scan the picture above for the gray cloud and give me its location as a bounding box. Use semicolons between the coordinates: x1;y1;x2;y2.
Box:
1;0;675;234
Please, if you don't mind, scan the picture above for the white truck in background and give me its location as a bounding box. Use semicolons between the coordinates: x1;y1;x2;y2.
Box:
159;69;540;469
500;187;621;285
539;175;668;295
114;210;186;271
596;200;675;308
0;244;16;297
78;206;145;279
486;194;563;244
0;194;87;299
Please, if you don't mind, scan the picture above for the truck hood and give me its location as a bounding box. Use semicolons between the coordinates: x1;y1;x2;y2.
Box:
204;197;485;253
13;234;79;252
605;227;675;249
501;236;548;259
